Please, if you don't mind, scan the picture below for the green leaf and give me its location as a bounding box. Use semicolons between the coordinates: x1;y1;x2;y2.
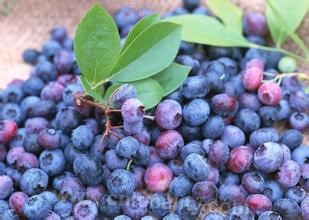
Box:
131;78;165;110
166;15;250;47
109;22;182;83
121;13;161;53
152;63;190;96
207;0;243;34
80;76;105;104
74;3;121;86
266;0;309;47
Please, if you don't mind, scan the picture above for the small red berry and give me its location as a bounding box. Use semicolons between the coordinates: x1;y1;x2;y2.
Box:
228;146;254;173
144;163;173;193
242;66;263;91
0;120;17;143
258;82;282;106
245;194;272;215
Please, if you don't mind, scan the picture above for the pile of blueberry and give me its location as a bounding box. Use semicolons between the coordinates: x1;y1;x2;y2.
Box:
0;0;308;219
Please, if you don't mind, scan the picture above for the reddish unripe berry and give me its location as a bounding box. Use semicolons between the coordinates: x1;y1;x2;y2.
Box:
144;163;173;193
155;99;182;130
278;160;301;188
258;82;282;106
0;120;17;143
155;130;184;160
9;191;28;215
228;146;254;173
245;194;272;215
246;58;264;69
242;66;263;91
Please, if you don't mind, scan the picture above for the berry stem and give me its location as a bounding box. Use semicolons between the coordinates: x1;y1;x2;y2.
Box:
144;115;155;120
126;159;134;170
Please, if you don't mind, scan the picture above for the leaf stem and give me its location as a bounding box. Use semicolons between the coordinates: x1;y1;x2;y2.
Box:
126;159;134;170
249;43;308;62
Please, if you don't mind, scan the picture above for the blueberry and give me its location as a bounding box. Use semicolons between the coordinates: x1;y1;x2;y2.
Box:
218;184;246;205
221;125;245;148
122;192;149;219
0;200;9;215
176;55;200;75
273;198;301;219
263;180;284;202
63;84;84;106
241;171;265;194
0;176;13;199
149;193;170;218
162;213;182;220
180;75;210;99
121;98;145;124
23;195;50;219
175;196;200;220
98;194;121;217
301;197;309;219
40;191;58;209
247;35;266;45
35;60;57;82
168;159;185;176
292;146;309;164
192;180;218;202
22;49;39;64
180;141;204;160
20;168;48;195
226;205;254;220
60;176;86;203
105;149;128;170
281;76;303;93
300;164;309;191
111;84;137;109
277;160;300;188
3;86;24;104
235;108;261;133
116;136;139;159
0;209;19;219
289;90;309;112
114;215;132;220
64;143;87;164
155;130;184;160
258;211;282;220
254;142;284;173
249;128;279;149
184;153;209;181
135;143;150;166
1;103;25;124
211;94;239;118
51;26;67;42
258;106;278;127
169;174;193;198
285;186;306;204
201;115;225;139
38;128;62;150
183;0;200;11
238;92;261;111
25;117;49;134
54;50;75;74
39;149;65;175
115;7;139;29
203;212;225;220
289;112;308;131
54;200;73;218
71;125;94;150
55;108;81;134
192;6;209;15
155;99;182;129
177;122;202;142
107;169;135;197
208;140;229;168
73;154;104;185
224;75;245;97
73;200;98;220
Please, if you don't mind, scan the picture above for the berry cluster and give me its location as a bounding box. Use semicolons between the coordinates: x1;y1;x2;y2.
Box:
0;0;308;219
